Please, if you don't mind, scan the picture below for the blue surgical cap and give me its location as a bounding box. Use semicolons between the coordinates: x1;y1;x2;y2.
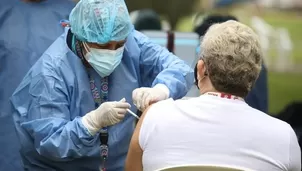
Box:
69;0;132;44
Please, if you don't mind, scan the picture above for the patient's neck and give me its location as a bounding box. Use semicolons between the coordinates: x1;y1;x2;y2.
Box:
200;88;219;95
199;78;218;95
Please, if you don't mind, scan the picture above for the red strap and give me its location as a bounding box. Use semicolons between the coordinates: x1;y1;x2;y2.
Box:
205;92;244;101
220;93;232;99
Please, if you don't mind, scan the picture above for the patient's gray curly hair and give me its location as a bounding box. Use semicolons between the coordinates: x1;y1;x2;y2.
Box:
201;20;262;97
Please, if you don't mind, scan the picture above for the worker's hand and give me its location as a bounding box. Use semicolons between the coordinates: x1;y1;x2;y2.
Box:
81;98;131;135
132;84;170;112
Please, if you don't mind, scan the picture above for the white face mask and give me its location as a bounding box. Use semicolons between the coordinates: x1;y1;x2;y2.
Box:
83;43;124;78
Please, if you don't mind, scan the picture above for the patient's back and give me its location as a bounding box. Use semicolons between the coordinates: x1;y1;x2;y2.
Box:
139;94;301;171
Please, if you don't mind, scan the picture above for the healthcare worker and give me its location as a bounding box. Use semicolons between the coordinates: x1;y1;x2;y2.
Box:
0;0;74;170
10;0;194;171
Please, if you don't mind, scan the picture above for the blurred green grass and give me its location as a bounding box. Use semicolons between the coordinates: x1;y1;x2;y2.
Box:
176;9;302;114
262;11;302;114
262;10;302;65
268;72;302;114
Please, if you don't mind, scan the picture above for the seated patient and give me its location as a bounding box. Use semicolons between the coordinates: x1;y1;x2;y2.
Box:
125;21;301;171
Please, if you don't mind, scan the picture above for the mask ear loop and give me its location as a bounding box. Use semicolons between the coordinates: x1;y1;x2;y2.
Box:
82;42;90;53
196;71;208;90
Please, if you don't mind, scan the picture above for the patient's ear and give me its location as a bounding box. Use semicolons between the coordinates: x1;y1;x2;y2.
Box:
197;60;207;79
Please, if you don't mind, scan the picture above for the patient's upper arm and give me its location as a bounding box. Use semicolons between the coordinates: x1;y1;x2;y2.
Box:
125;106;152;171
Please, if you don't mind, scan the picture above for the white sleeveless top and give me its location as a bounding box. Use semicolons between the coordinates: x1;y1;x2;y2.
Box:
139;93;301;171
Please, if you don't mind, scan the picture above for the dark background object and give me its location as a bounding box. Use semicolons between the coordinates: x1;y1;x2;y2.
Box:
126;0;198;30
132;9;162;31
275;101;302;169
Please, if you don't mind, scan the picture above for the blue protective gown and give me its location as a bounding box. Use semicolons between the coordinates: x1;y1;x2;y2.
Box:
10;28;194;171
0;1;74;170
